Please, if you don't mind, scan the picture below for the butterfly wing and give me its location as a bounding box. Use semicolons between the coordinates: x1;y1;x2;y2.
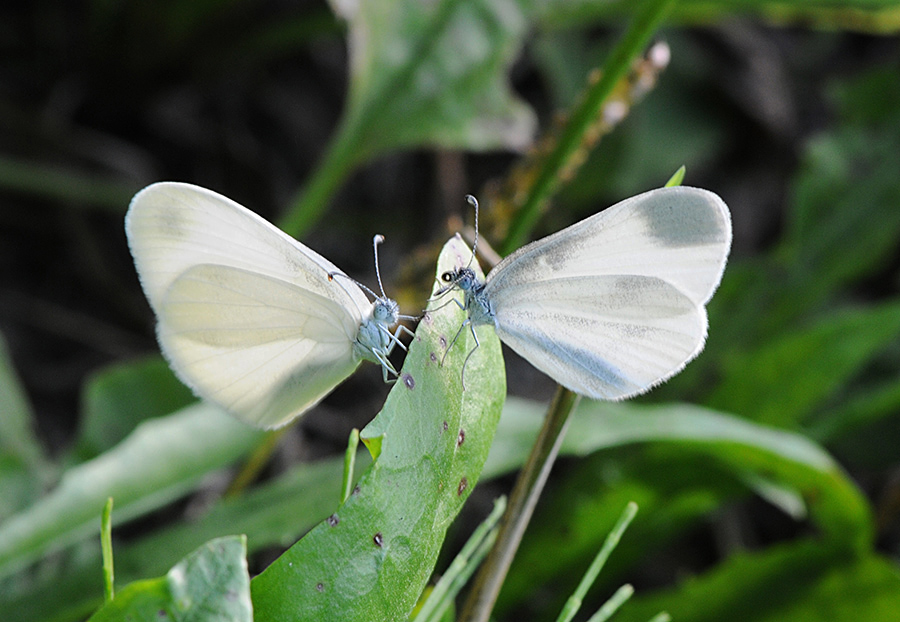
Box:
489;275;706;398
126;182;371;428
484;186;731;399
486;186;731;306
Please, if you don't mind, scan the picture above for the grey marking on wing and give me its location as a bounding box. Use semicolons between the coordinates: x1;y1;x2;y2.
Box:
641;192;725;247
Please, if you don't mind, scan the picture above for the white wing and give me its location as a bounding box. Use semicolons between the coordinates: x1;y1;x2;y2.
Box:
126;182;370;428
484;186;731;399
485;187;731;306
491;275;706;399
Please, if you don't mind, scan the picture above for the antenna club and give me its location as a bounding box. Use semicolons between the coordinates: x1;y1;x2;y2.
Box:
465;195;478;209
373;234;385;245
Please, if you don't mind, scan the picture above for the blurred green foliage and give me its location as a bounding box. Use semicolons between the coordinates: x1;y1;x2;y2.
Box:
1;0;899;621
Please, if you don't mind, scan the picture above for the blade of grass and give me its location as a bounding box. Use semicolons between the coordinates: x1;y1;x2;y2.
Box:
556;502;639;622
413;496;507;622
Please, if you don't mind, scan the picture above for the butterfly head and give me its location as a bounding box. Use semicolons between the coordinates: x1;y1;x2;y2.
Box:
441;267;480;294
372;296;400;325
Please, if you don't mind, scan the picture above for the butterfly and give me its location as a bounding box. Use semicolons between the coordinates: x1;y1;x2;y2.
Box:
437;186;732;399
125;182;414;429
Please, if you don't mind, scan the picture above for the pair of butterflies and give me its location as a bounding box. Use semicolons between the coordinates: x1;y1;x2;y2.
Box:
126;182;732;429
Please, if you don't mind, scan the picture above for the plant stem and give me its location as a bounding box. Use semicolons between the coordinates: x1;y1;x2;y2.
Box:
458;386;580;622
500;0;676;255
101;497;114;603
277;113;363;238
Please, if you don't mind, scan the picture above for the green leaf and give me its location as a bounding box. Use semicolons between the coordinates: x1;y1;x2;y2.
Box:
88;536;252;622
0;457;352;622
0;332;50;519
338;0;535;159
487;398;872;551
0;332;46;473
76;356;197;460
0;404;264;581
281;0;535;235
536;1;900;34
495;449;734;619
489;399;873;617
707;301;900;428
612;540;900;622
250;235;505;620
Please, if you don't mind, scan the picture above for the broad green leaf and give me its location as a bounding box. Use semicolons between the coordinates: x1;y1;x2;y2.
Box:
707;301;900;428
281;0;536;234
76;356;196;460
250;235;505;620
89;536;251;622
0;404;264;581
338;0;535;160
0;457;353;622
612;540;900;622
489;398;872;617
4;395;868;621
487;398;872;550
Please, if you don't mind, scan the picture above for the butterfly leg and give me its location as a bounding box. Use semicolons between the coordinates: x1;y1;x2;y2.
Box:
372;348;399;383
383;323;416;353
440;314;469;367
459;322;481;391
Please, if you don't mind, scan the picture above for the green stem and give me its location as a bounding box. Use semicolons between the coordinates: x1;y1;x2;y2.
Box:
277;114;364;238
500;0;676;255
459;386;580;622
101;497;114;603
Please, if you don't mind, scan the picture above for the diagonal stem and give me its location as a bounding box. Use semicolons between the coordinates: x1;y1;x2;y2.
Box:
459;386;580;622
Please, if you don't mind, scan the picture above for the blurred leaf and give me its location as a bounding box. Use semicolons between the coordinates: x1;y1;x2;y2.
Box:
487;398;872;550
0;333;50;520
708;301;900;428
88;536;251;622
0;456;353;622
338;0;535;158
490;397;873;617
540;31;729;210
0;333;46;474
613;540;900;622
0;155;137;211
250;235;505;620
779;131;900;310
0;404;264;582
536;1;900;34
282;0;536;234
76;356;196;461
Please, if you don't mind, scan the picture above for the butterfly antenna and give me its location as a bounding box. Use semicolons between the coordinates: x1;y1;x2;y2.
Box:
372;234;388;299
328;271;378;301
464;194;479;269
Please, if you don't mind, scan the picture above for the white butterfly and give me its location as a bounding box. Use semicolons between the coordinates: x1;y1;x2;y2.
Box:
125;181;414;429
437;186;732;399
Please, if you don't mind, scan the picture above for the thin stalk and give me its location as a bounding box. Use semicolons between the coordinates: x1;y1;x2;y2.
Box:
278;114;364;238
556;502;639;622
225;428;288;498
458;386;580;622
101;497;114;603
500;0;676;255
